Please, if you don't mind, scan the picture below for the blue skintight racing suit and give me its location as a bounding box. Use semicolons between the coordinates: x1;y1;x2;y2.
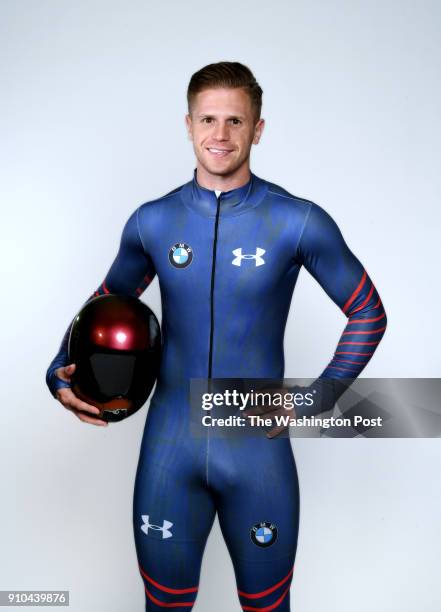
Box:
46;170;387;610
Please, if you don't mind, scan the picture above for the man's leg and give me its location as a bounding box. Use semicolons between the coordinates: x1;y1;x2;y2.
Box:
214;438;300;611
133;431;216;610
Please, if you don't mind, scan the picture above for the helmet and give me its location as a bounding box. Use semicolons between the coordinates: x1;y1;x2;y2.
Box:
68;294;161;422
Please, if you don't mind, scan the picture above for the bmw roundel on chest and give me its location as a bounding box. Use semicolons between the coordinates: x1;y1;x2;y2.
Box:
168;243;193;268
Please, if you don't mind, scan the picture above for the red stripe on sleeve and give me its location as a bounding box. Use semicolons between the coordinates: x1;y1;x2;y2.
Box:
342;325;387;335
342;270;366;314
337;341;380;346
336;351;374;356
347;313;386;325
326;364;361;373
333;359;369;366
348;283;374;316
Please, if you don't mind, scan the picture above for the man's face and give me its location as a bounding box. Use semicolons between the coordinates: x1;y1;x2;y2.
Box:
185;87;265;178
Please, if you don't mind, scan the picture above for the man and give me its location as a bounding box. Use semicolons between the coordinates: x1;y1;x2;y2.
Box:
47;61;387;610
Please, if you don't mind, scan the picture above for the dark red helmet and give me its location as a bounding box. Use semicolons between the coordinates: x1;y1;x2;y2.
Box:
68;294;161;422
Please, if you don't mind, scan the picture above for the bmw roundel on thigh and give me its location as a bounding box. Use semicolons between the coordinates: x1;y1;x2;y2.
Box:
250;521;278;547
169;243;193;268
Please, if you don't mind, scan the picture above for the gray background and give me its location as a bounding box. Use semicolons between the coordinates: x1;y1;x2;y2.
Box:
1;0;440;610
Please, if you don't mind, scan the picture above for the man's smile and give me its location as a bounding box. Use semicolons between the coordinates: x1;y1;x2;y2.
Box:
206;147;234;157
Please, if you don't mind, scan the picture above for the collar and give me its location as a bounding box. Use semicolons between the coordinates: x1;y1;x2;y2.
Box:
180;168;268;218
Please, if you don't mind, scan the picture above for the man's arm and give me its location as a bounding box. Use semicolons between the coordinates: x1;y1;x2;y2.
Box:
293;201;387;417
45;206;156;399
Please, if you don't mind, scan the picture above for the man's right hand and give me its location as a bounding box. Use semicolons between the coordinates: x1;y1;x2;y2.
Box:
54;363;108;427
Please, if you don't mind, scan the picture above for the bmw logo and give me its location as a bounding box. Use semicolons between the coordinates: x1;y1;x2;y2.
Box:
250;522;278;548
169;243;193;268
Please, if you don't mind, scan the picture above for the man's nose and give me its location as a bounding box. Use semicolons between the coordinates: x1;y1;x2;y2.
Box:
213;121;229;140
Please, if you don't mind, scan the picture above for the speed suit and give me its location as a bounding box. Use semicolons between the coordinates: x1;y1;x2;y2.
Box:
46;170;387;610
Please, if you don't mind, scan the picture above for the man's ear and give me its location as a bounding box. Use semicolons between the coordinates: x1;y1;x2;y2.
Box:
253;118;265;145
185;114;193;141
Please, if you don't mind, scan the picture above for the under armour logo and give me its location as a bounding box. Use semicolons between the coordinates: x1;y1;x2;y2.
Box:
232;248;265;267
140;515;173;539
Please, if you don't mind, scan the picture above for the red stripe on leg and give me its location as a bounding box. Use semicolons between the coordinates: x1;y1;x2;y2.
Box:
144;586;195;608
139;564;198;594
238;567;294;599
241;585;291;611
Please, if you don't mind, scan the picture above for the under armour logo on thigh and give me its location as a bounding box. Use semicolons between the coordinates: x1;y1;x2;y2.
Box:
232;248;265;267
140;515;173;539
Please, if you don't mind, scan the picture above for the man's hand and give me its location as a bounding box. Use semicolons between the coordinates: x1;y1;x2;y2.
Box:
244;387;296;439
55;363;108;427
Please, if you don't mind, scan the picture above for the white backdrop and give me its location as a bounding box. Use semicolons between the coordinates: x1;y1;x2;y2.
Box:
1;1;440;610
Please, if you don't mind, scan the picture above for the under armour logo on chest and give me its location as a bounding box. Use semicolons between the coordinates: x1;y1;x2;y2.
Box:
140;515;173;539
232;248;266;267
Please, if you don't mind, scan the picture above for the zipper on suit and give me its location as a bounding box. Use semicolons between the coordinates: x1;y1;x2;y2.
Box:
208;194;221;378
206;193;221;487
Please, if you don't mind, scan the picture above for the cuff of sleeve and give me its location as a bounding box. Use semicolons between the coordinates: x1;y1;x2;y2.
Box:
294;378;349;419
46;370;71;399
